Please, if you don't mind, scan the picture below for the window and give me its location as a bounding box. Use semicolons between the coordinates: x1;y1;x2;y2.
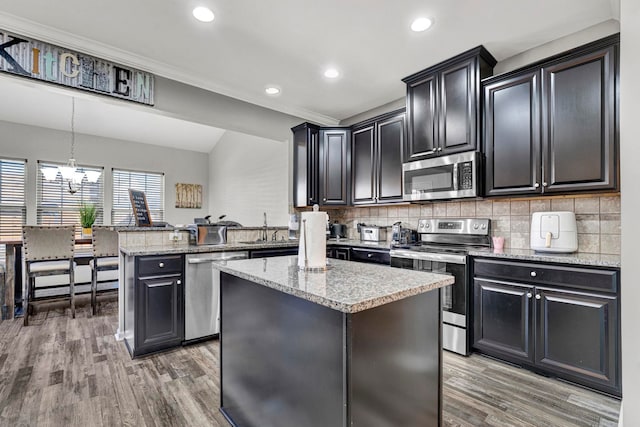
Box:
0;158;26;243
37;161;104;232
112;169;165;225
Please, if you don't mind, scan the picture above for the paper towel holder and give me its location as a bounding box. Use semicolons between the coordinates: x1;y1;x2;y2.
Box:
298;217;330;272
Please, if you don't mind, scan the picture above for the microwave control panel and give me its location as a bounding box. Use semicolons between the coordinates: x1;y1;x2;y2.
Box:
459;162;473;190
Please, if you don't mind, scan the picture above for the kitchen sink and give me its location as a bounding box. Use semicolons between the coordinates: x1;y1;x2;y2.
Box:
238;240;294;245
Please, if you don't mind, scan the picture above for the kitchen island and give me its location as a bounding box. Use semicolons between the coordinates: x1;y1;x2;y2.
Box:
214;256;453;427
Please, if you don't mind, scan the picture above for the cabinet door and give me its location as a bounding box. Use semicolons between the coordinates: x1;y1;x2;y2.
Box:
484;70;542;196
405;74;438;161
292;124;320;207
473;279;534;364
535;288;619;394
376;114;405;203
136;276;183;354
320;129;350;205
541;45;617;193
439;57;477;155
351;126;376;205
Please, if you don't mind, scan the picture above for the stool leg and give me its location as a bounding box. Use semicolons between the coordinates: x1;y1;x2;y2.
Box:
23;275;31;327
91;263;97;316
69;261;75;319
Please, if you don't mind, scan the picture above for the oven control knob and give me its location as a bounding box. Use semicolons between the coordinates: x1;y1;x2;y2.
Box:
473;224;479;230
481;224;487;230
425;223;430;229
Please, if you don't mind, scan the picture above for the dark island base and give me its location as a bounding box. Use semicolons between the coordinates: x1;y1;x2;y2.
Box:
219;272;442;427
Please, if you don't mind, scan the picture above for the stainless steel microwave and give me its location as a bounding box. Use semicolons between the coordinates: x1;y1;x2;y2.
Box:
403;151;480;201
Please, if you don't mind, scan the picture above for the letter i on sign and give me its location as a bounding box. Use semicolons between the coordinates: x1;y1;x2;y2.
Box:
32;48;40;75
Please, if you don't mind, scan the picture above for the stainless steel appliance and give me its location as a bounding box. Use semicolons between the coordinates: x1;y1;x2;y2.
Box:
403;151;480;201
391;222;418;245
329;223;347;238
185;251;249;341
359;225;387;242
187;224;228;245
390;218;491;355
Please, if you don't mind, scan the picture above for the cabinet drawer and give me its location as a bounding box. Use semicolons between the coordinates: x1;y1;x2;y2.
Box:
351;248;390;265
137;255;183;277
473;258;618;294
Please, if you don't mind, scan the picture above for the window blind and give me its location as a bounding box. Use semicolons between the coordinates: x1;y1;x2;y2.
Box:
112;169;165;226
36;161;104;234
0;158;26;242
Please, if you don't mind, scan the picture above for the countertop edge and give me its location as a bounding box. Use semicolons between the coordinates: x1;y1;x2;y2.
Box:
469;250;621;268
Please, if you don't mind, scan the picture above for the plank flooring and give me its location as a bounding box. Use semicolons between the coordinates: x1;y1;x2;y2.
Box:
0;304;620;426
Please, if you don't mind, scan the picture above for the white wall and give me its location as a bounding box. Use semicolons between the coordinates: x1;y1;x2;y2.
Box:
0;120;210;225
208;131;289;227
620;1;639;424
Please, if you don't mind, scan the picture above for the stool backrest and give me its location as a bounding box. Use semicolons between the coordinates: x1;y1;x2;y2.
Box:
22;226;75;262
92;226;119;257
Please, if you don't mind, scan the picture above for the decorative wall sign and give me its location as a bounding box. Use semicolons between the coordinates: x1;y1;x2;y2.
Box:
0;29;154;105
175;183;203;209
129;189;152;226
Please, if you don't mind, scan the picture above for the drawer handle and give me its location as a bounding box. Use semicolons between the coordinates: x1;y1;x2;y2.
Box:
367;253;373;258
177;280;182;285
530;271;537;277
527;292;532;299
159;262;164;268
535;294;541;300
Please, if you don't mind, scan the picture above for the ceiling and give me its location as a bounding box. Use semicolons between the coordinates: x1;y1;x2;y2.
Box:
0;0;620;150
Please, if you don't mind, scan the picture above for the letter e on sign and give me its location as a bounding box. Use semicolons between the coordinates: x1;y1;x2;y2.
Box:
113;66;131;96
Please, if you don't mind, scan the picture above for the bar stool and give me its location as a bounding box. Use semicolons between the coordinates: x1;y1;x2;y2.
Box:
22;225;75;326
90;226;119;315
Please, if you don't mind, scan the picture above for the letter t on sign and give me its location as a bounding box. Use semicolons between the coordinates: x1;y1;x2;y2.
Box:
113;66;131;96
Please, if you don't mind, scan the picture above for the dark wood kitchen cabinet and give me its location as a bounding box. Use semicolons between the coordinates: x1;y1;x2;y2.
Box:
472;257;621;397
131;255;184;357
484;34;618;197
402;46;496;162
351;110;405;205
292;123;320;207
319;128;351;205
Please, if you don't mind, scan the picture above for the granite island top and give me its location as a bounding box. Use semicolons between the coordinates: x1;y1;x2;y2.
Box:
212;255;453;313
469;248;621;268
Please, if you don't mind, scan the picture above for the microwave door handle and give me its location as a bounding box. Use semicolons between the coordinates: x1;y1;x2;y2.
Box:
453;163;459;190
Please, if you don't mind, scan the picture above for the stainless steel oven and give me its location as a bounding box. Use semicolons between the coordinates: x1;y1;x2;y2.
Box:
390;250;470;355
403;151;480;201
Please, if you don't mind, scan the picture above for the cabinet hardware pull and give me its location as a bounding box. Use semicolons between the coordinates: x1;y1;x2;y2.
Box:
159;262;164;268
542;182;548;187
534;183;540;188
535;294;541;300
527;292;532;298
177;280;182;285
437;147;443;152
147;281;173;288
367;253;373;258
530;271;537;277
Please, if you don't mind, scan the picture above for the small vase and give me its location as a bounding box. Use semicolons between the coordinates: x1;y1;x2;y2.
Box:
82;227;92;238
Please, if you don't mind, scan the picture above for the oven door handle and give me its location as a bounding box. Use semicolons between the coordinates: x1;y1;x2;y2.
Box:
390;249;467;265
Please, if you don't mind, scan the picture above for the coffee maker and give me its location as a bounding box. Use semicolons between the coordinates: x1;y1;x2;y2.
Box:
392;221;417;245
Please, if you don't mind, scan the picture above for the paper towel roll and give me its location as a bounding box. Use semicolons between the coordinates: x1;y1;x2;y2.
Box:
298;210;327;269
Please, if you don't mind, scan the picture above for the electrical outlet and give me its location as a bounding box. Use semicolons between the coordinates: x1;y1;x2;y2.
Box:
169;231;182;241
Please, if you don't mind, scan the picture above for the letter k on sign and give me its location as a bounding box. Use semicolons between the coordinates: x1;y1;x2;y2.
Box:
0;36;29;75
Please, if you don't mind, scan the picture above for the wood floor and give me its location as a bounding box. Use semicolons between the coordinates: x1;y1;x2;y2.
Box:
0;304;620;427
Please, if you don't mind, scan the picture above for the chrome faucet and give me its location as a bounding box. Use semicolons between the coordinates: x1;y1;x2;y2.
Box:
261;212;268;242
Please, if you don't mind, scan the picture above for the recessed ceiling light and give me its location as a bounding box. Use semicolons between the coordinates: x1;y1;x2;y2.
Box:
193;6;215;23
265;86;281;95
411;17;433;32
324;68;340;79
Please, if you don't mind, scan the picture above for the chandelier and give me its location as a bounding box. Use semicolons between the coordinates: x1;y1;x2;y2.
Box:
40;97;101;193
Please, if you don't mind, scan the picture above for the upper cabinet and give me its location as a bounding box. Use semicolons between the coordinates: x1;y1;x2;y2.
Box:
292;123;320;207
402;46;497;162
484;34;619;197
352;110;405;205
319;128;351;205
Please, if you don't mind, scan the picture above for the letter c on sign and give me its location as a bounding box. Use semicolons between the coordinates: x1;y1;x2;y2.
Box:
59;53;80;78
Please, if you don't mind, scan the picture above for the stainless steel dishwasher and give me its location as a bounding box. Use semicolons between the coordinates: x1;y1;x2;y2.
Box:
185;251;249;341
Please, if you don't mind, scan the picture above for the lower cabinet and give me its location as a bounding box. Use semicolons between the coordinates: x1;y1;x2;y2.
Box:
327;247;351;260
472;258;620;397
249;247;298;258
128;255;184;357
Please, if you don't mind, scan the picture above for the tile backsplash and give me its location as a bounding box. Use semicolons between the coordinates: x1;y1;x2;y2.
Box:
328;195;621;255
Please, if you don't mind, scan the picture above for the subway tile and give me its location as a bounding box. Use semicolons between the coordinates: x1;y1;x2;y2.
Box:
420;204;433;218
476;201;493;216
530;199;551;213
577;234;600;253
510;200;530;215
510;215;530;233
409;205;421;218
600;234;621;255
492;201;510;216
551;198;575;212
434;203;448;217
600;214;621;235
574;197;600;214
446;202;461;217
460;201;476;217
600;196;621;214
510;233;530;249
575;214;600;234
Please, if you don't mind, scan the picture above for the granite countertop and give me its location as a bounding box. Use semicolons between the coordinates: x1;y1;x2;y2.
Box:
468;248;621;268
212;256;453;313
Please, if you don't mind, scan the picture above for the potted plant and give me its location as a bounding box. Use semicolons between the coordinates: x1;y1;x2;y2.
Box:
79;204;97;237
